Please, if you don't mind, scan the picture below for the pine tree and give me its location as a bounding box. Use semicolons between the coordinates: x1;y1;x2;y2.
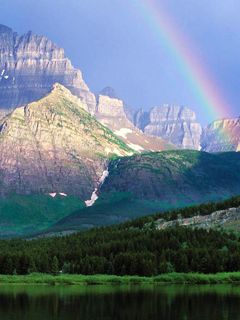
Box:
51;256;59;276
2;256;13;275
62;262;71;274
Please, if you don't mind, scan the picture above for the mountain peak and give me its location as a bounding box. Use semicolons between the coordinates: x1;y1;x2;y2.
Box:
0;24;96;112
0;24;12;34
202;117;240;152
132;104;202;150
0;86;133;198
52;82;71;94
99;87;118;99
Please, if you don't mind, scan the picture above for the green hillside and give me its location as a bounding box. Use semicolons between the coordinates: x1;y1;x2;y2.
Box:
1;150;240;238
102;150;240;203
0;194;85;237
1;196;240;276
46;150;240;235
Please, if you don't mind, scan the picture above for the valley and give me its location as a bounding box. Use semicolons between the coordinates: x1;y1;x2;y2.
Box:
1;3;240;320
0;196;240;277
0;23;240;240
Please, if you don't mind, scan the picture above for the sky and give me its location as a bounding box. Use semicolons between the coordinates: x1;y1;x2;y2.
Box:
0;0;239;124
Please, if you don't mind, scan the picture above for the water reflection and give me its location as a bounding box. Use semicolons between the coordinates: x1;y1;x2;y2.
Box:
0;285;240;320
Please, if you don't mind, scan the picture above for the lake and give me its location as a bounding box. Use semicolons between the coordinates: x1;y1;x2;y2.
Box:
0;284;240;319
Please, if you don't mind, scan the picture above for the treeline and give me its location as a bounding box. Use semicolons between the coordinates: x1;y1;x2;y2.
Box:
0;196;240;276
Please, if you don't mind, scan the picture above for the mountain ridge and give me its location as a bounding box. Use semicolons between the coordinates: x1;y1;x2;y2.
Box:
201;117;240;152
40;150;240;236
1;24;239;153
0;83;133;199
0;24;96;112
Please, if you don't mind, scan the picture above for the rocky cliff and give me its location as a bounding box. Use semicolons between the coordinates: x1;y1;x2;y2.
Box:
0;24;96;112
132;109;150;131
95;94;173;152
0;26;173;152
201;118;240;152
133;105;202;150
0;84;133;199
155;206;240;231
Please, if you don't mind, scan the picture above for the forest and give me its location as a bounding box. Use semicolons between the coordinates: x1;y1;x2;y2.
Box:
0;196;240;276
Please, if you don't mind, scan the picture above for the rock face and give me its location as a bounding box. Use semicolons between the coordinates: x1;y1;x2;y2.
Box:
95;94;173;152
0;84;133;199
155;206;240;231
201;118;240;152
0;24;96;113
0;26;173;152
133;105;202;150
132;109;150;131
97;95;125;118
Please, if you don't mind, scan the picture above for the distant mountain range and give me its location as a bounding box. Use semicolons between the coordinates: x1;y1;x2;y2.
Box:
129;105;202;150
0;24;239;152
201;118;240;152
0;24;240;237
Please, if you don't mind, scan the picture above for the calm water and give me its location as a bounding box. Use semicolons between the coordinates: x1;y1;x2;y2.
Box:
0;285;240;319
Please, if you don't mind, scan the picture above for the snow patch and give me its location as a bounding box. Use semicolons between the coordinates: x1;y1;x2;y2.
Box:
85;188;98;207
127;143;144;152
99;169;109;184
59;192;67;197
85;169;109;207
114;128;132;139
49;192;68;198
49;193;57;198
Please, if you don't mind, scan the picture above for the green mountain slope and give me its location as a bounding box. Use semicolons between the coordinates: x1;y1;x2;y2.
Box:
0;194;85;237
45;150;240;235
102;150;240;202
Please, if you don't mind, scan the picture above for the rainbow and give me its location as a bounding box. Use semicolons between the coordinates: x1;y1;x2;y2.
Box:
138;0;230;122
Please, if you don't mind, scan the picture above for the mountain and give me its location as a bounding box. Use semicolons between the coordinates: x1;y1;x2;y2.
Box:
131;109;150;130
95;94;172;152
101;150;240;203
132;105;202;150
0;83;133;199
0;24;96;113
0;25;173;153
2;24;240;154
44;150;240;235
201;118;240;152
99;86;118;99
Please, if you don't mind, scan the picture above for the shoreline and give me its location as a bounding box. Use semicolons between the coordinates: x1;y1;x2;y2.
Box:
0;273;240;286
